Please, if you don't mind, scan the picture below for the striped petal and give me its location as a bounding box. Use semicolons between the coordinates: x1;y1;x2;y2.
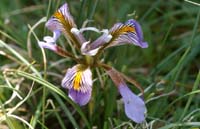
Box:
82;19;148;56
108;19;148;48
46;3;85;45
61;64;92;106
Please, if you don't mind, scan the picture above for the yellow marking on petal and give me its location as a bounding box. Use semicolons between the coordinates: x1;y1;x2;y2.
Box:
73;71;83;91
53;11;66;24
53;11;79;47
120;26;135;33
111;25;136;38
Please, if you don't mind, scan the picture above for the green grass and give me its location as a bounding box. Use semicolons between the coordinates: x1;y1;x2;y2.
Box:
0;0;200;129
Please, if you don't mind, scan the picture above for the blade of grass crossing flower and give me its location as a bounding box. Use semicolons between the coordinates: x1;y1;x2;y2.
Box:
15;70;69;103
15;70;91;129
0;40;41;78
27;18;48;129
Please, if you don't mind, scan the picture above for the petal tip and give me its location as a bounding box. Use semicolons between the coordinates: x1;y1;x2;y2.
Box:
119;85;146;123
139;41;148;48
69;89;91;106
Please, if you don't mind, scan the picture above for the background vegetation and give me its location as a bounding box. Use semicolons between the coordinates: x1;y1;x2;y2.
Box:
0;0;200;129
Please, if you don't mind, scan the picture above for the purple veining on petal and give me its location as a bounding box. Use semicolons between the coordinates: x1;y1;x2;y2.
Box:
107;19;148;49
45;3;76;32
44;3;85;45
61;66;77;89
118;84;146;123
125;19;143;41
45;17;62;33
68;88;91;106
125;19;148;48
61;65;92;92
61;65;93;106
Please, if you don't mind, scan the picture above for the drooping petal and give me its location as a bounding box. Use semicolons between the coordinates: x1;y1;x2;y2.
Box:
106;68;146;123
43;30;61;45
46;3;84;45
108;19;148;48
38;41;57;51
69;88;91;106
38;40;75;58
37;30;61;52
119;84;146;123
61;64;93;106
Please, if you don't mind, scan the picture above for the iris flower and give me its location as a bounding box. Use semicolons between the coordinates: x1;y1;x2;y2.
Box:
38;3;148;123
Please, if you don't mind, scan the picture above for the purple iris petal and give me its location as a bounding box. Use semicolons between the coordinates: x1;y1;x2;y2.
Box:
53;30;61;41
61;66;76;89
107;19;148;48
118;84;146;123
38;41;57;51
45;3;76;32
71;28;86;45
125;19;143;41
45;3;85;45
90;32;112;50
61;65;93;106
125;19;148;48
68;88;91;106
45;17;63;33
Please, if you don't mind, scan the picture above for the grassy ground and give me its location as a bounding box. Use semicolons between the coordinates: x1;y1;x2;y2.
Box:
0;0;200;129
